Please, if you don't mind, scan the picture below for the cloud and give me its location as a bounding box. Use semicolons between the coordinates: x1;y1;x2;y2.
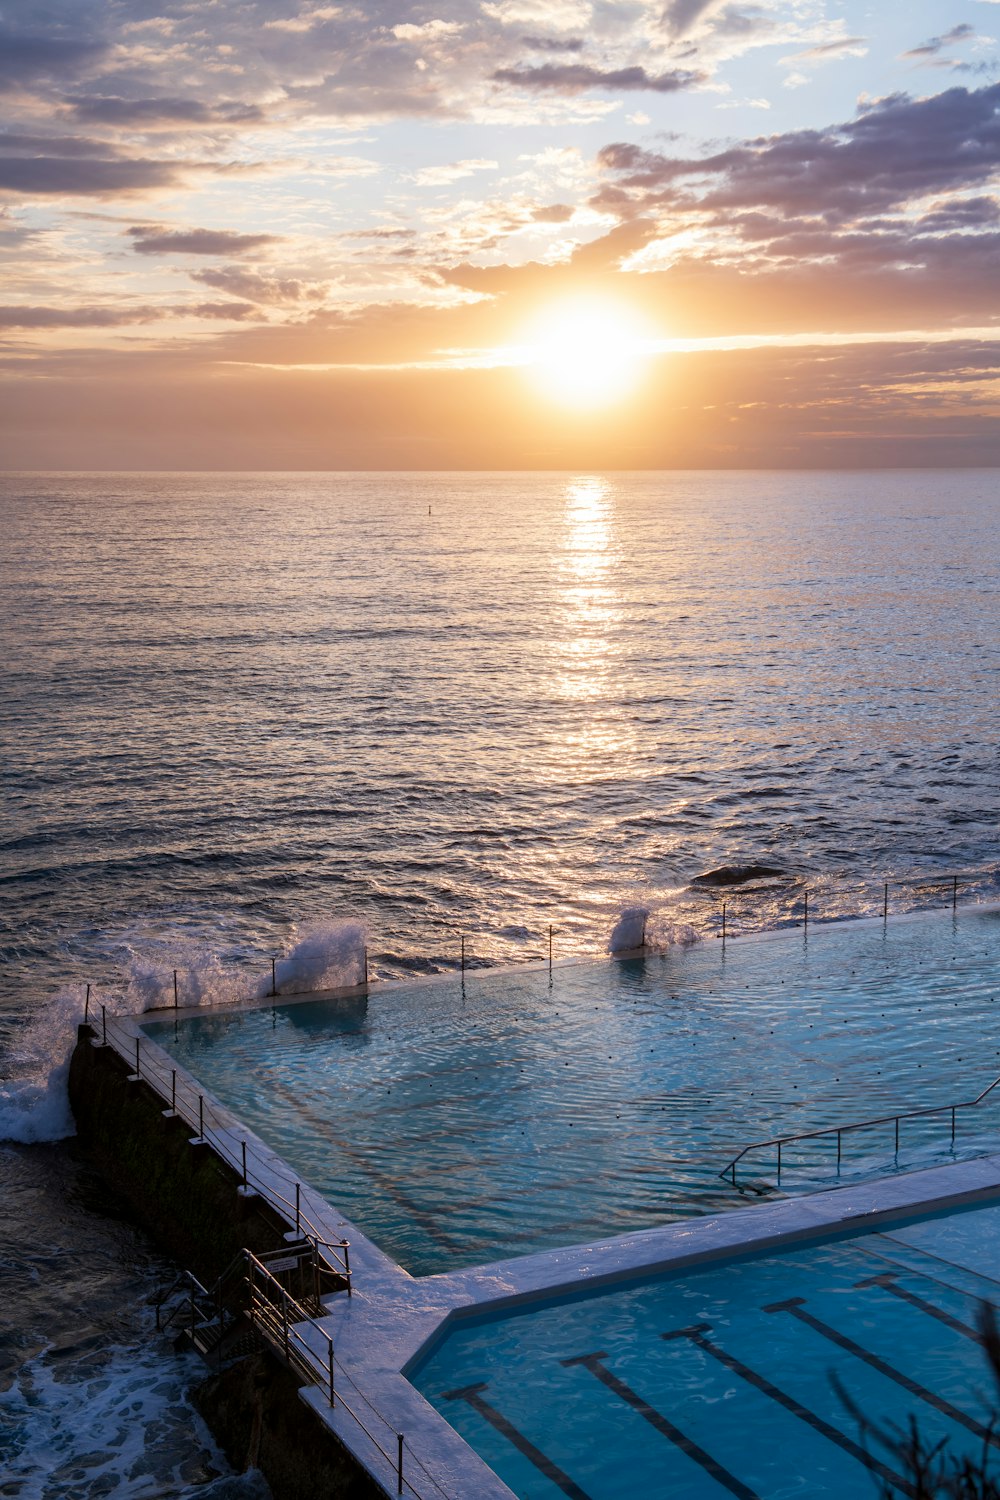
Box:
0;304;160;328
597;82;1000;224
903;24;976;60
0;27;106;90
491;63;705;94
519;35;586;53
69;96;264;127
187;301;262;320
190;266;315;305
787;37;868;63
0;156;182;196
660;0;726;39
414;159;498;186
128;227;281;256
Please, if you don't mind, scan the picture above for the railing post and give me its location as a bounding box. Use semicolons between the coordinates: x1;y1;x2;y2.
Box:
171;1069;176;1112
548;925;553;966
803;888;808;928
722;903;727;942
199;1094;204;1140
397;1433;404;1495
837;1130;842;1169
776;1140;781;1177
883;881;888;920
173;969;178;1008
85;983;90;1024
953;875;958;910
241;1140;247;1190
952;1106;957;1146
295;1182;301;1234
328;1340;335;1407
364;946;369;986
282;1289;289;1360
101;1004;107;1045
271;957;276;998
342;1239;351;1295
461;935;465;972
894;1116;899;1154
135;1036;140;1076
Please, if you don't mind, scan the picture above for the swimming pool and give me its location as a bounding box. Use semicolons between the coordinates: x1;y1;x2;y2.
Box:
410;1196;1000;1499
146;906;1000;1275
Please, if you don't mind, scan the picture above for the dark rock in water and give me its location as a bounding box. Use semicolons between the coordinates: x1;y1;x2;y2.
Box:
691;864;787;887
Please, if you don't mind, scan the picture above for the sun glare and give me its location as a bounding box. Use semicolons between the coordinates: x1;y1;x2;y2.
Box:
521;298;650;409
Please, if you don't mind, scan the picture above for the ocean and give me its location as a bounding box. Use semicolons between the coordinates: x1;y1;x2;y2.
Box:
1;469;997;1495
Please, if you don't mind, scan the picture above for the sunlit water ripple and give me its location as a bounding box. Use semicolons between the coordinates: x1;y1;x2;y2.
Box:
0;469;998;1492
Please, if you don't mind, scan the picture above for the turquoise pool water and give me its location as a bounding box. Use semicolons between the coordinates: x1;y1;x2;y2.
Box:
146;907;1000;1274
411;1198;1000;1499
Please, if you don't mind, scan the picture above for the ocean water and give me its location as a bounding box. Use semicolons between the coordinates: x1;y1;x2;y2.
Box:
1;470;998;1492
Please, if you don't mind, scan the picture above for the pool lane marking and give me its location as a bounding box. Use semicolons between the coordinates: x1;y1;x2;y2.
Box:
876;1232;1000;1293
659;1323;918;1498
764;1297;1000;1446
854;1272;983;1342
442;1382;594;1500
560;1350;759;1500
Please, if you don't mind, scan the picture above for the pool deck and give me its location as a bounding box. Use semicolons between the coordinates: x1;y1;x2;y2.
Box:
107;990;1000;1496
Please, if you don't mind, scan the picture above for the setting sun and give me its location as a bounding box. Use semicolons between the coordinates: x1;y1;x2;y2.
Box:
520;298;653;409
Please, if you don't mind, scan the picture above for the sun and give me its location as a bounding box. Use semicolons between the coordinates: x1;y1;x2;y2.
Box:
519;296;651;409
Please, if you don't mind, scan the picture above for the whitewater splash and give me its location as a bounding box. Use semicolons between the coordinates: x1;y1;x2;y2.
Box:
608;904;701;955
0;1337;270;1500
0;917;368;1145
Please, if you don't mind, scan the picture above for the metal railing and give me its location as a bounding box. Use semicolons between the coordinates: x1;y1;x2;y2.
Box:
705;869;983;939
88;1011;352;1286
107;1030;450;1499
720;1071;1000;1189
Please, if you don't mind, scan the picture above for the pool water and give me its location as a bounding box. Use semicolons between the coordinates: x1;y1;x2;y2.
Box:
411;1198;1000;1499
146;907;1000;1275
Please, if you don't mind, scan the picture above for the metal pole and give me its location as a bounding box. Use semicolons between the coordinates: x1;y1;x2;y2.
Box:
364;946;368;986
951;1106;956;1146
548;925;553;966
721;903;727;942
199;1094;204;1140
803;889;808;929
173;969;178;1008
837;1130;842;1169
135;1036;140;1076
883;881;888;920
172;1069;176;1112
776;1140;781;1177
953;875;958;910
102;1004;107;1045
342;1240;351;1296
894;1116;899;1153
271;957;276;998
397;1434;404;1495
295;1182;301;1234
85;984;90;1024
282;1290;289;1360
241;1140;247;1189
461;935;465;972
328;1341;335;1406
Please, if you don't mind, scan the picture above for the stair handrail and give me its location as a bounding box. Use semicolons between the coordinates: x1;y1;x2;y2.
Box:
720;1070;1000;1185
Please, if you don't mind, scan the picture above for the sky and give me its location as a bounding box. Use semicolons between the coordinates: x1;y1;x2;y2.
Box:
2;0;1000;468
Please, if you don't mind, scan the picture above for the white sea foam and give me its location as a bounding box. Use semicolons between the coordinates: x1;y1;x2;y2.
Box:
0;917;368;1145
0;1337;269;1498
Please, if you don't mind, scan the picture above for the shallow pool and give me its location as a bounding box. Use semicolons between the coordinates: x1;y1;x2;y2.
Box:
146;906;1000;1274
411;1197;1000;1499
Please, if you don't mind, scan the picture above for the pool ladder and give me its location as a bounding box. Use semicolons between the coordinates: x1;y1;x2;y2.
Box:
720;1069;1000;1189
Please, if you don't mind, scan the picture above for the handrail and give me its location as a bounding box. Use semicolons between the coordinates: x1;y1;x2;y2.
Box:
91;1012;352;1288
720;1071;1000;1186
95;1019;450;1497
